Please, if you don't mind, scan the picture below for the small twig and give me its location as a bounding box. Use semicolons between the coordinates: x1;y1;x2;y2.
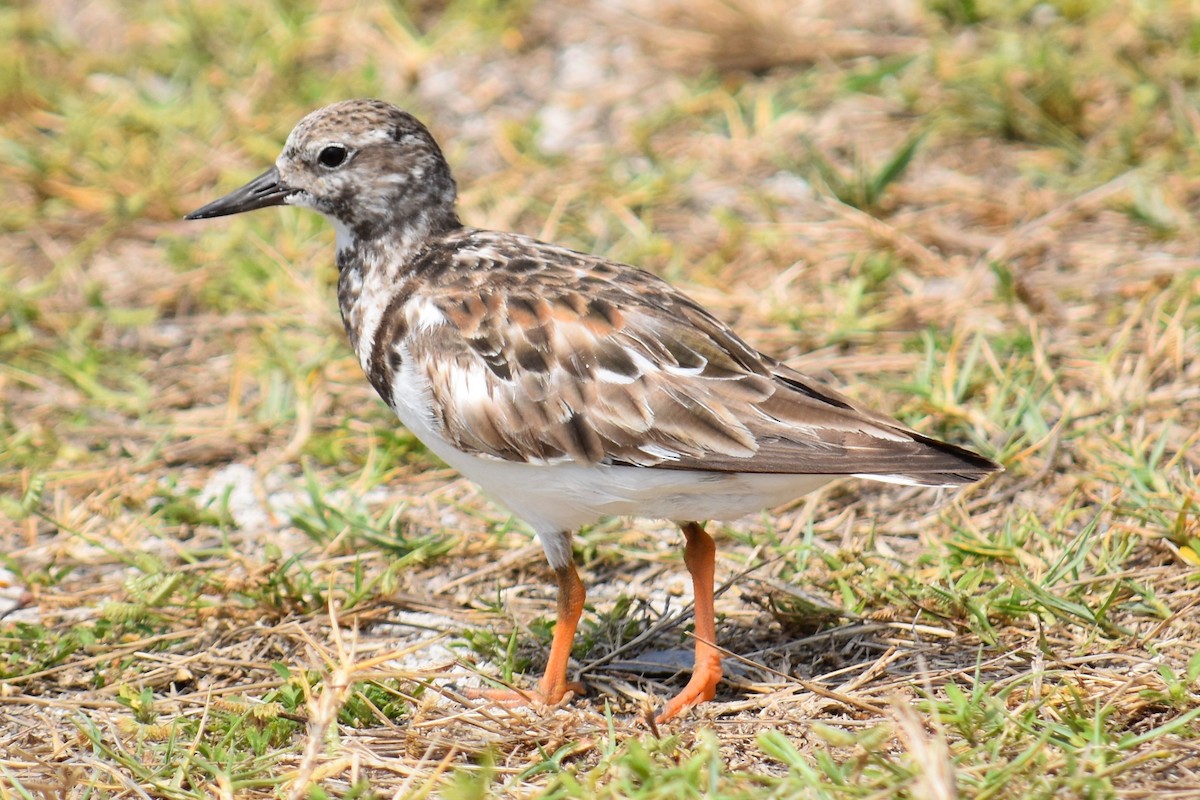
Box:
707;633;887;716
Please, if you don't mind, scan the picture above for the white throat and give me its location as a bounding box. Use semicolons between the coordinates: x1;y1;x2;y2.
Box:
330;216;356;254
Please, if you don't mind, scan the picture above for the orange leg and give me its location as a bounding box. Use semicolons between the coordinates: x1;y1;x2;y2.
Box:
657;521;723;722
472;561;586;707
537;561;587;702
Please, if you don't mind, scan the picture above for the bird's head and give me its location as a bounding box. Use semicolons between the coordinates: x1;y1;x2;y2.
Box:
186;99;458;250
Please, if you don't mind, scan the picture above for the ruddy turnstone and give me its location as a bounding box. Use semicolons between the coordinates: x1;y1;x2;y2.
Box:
187;99;1001;722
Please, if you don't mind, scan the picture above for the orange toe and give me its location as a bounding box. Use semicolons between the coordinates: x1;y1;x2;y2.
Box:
656;662;722;722
467;679;585;709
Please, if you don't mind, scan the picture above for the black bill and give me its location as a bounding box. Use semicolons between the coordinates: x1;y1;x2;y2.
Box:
185;166;294;220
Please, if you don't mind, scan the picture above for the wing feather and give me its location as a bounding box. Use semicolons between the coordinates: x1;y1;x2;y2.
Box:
406;234;999;482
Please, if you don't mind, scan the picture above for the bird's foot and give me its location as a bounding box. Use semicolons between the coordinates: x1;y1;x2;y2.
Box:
655;663;722;723
466;679;586;711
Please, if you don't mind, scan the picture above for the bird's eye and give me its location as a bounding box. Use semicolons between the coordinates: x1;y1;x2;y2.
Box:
317;145;348;168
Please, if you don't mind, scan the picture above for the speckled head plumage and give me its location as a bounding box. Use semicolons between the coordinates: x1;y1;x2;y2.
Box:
187;99;459;245
187;99;1001;723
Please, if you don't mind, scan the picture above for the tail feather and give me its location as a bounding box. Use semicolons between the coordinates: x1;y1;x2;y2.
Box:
853;432;1002;488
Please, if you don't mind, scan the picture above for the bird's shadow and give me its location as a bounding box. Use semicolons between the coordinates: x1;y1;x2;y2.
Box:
565;568;993;714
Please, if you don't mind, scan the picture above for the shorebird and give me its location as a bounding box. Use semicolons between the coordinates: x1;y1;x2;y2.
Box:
187;99;1000;722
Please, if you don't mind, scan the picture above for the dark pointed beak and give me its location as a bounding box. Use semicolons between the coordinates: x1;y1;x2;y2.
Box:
185;166;295;220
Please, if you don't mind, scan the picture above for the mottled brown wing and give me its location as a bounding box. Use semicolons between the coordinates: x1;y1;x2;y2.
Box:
408;242;997;482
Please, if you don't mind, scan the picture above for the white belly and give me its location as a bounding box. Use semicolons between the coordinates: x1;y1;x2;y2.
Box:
454;457;836;534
